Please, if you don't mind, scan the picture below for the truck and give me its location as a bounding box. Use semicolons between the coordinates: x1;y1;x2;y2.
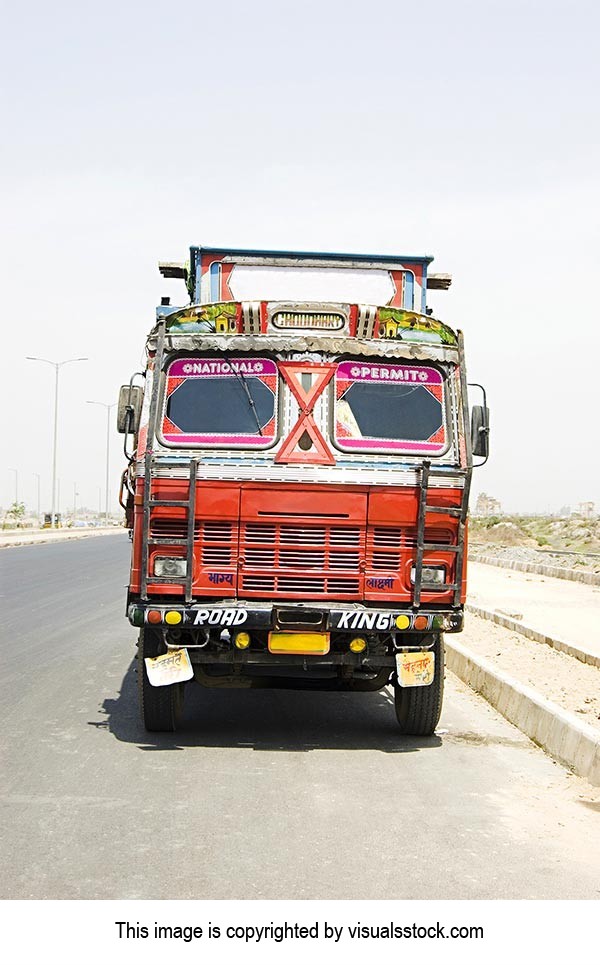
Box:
117;246;489;734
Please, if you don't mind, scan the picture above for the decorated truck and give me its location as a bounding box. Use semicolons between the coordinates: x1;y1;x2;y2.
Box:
117;246;489;733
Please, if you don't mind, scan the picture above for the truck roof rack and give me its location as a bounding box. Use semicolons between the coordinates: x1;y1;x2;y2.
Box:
158;247;452;312
427;273;452;290
190;245;435;265
158;262;187;280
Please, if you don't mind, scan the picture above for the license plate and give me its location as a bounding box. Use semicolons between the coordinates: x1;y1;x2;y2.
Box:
144;648;194;687
396;651;435;687
268;632;330;655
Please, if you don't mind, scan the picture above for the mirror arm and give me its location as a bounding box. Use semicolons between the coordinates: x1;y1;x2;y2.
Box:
468;381;488;410
123;407;135;462
473;427;490;467
122;371;145;460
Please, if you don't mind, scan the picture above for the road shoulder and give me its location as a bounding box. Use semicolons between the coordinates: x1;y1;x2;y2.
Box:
447;614;600;786
0;527;127;548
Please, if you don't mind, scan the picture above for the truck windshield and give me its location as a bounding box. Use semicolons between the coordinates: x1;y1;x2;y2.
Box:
161;357;278;447
334;361;447;454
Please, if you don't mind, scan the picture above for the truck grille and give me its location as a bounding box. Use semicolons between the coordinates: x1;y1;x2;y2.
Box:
150;517;201;539
150;517;236;566
367;526;453;572
242;575;360;595
200;521;235;566
148;516;454;598
240;521;363;598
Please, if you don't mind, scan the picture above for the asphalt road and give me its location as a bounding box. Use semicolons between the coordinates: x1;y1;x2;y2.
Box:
1;535;598;900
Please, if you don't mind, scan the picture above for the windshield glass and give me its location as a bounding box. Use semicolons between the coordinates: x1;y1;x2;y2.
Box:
334;361;447;454
161;357;278;447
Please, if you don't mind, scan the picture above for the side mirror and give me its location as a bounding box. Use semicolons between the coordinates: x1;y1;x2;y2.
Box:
117;385;144;434
471;404;490;458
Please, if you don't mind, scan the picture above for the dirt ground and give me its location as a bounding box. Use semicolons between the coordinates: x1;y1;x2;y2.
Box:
459;612;600;731
470;514;600;574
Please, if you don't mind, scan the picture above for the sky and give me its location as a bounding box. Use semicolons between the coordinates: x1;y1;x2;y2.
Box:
1;0;599;516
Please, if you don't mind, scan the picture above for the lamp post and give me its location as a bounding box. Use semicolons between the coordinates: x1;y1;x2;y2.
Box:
87;401;116;525
26;357;87;528
33;473;41;522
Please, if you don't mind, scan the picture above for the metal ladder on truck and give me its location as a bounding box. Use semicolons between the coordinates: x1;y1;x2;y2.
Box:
139;318;198;604
412;460;471;608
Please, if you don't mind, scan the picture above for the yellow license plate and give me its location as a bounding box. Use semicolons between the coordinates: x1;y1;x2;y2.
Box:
396;651;435;687
268;632;330;655
145;648;194;687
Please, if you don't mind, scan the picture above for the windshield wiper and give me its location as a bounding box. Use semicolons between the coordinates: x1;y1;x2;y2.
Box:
223;356;263;436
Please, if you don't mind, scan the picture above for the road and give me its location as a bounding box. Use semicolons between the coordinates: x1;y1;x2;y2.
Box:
1;535;598;900
468;561;600;656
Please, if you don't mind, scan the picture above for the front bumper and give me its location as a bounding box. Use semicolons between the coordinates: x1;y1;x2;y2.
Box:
128;601;463;634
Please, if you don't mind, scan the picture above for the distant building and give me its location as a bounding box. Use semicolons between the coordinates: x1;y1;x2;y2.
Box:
575;501;596;519
474;493;502;517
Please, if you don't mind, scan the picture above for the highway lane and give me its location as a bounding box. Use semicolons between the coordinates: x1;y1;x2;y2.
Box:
1;535;599;900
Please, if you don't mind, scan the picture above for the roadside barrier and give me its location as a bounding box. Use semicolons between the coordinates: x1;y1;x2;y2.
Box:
468;551;600;586
465;603;600;669
446;638;600;787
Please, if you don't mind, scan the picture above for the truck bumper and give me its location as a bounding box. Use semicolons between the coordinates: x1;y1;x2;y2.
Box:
127;601;463;634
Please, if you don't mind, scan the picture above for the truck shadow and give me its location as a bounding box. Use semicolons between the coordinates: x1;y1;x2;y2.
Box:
95;659;442;754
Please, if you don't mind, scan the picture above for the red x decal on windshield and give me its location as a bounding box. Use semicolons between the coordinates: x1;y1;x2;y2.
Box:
275;363;337;465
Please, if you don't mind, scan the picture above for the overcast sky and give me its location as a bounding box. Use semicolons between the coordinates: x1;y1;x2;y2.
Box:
1;0;598;516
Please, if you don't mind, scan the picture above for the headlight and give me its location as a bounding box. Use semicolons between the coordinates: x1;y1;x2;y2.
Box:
154;557;187;578
410;565;446;586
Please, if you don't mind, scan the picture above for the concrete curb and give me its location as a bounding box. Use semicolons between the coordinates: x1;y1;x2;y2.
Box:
0;528;126;548
469;551;600;586
466;603;600;669
446;638;600;787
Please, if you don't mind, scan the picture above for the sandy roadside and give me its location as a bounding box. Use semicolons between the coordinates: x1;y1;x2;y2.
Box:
459;612;600;732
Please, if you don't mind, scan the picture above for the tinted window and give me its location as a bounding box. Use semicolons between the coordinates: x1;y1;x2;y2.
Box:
334;361;447;454
162;357;278;447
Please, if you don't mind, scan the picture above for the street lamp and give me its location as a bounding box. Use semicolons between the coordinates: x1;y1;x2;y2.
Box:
26;357;87;528
86;401;116;525
33;472;41;522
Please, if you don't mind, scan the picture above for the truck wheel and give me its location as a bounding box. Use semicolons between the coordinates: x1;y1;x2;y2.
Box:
393;633;444;736
137;628;184;732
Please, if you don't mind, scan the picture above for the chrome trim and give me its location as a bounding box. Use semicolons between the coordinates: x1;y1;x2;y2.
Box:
135;462;465;488
356;305;377;339
266;301;349;334
241;301;261;335
149;334;459;365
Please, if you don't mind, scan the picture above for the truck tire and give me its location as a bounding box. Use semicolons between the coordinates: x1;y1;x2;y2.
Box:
137;628;184;732
393;633;444;736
